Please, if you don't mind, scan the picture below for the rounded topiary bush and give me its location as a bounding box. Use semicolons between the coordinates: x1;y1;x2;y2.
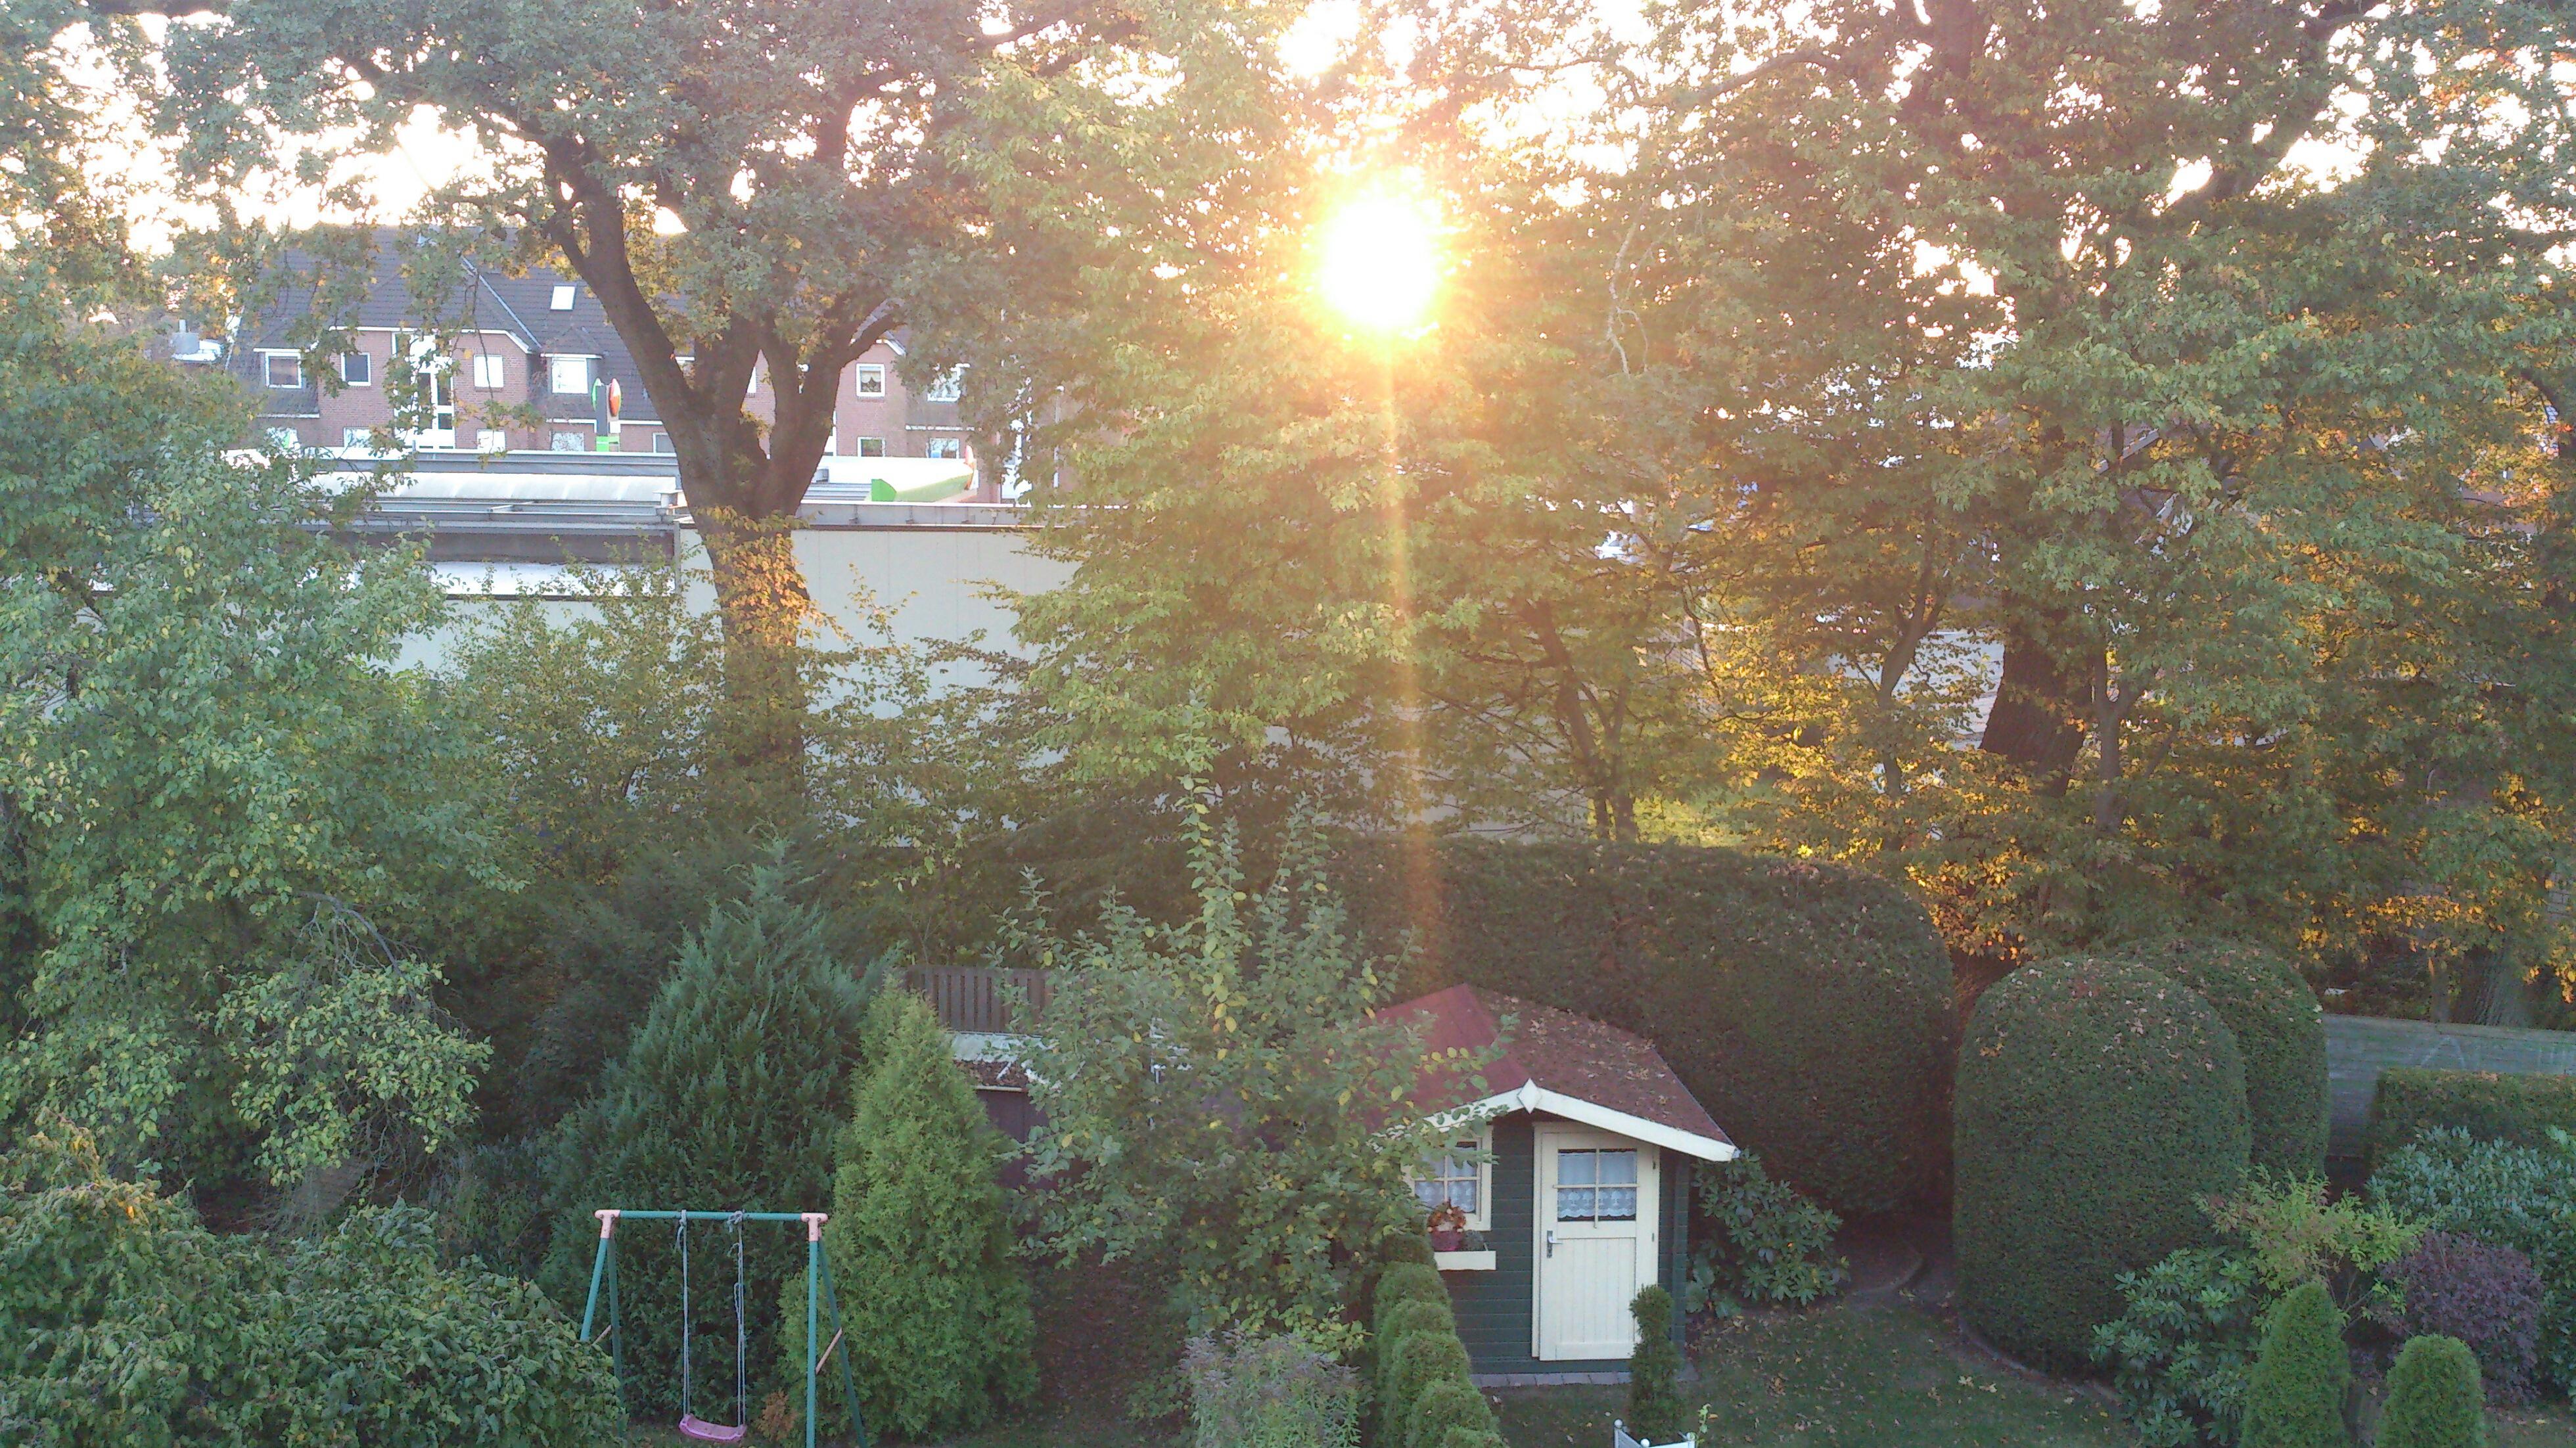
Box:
1954;957;2251;1372
2241;1280;2351;1448
2378;1335;2485;1448
1406;1378;1493;1448
2119;936;2327;1175
1336;838;1953;1214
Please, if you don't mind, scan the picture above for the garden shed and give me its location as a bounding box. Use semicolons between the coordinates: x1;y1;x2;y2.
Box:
1389;985;1737;1382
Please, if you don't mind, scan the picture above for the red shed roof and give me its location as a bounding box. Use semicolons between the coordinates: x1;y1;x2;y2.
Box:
1383;985;1736;1162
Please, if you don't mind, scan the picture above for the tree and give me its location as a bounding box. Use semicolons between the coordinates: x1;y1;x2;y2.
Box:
148;0;1295;762
804;990;1035;1439
538;861;879;1411
1019;806;1473;1347
2238;1281;2351;1448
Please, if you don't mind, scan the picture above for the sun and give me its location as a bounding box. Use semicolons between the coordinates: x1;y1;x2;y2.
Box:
1317;189;1442;332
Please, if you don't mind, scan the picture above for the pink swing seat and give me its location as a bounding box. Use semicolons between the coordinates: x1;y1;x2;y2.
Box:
676;1414;748;1443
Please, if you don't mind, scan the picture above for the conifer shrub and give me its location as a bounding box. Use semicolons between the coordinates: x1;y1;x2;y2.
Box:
538;863;877;1413
1954;957;2251;1371
1380;1298;1458;1351
2120;937;2328;1175
780;991;1036;1440
1440;1431;1509;1448
2385;1233;2542;1404
1626;1284;1686;1443
1375;1263;1451;1338
1404;1378;1493;1448
2370;1071;2576;1164
1385;1331;1474;1446
1335;838;1952;1214
2238;1282;2351;1448
2377;1336;2486;1448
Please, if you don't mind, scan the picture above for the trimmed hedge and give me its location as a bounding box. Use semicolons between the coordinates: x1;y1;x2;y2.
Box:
2377;1336;2485;1448
1406;1379;1493;1448
2240;1281;2351;1448
1335;838;1952;1214
1954;957;2251;1372
2119;937;2327;1175
1373;1248;1486;1448
1626;1285;1686;1443
2370;1069;2576;1164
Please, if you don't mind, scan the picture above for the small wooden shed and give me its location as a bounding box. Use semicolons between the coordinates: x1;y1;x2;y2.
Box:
1387;985;1737;1382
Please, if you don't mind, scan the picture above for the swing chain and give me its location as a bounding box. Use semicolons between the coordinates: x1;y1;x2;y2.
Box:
728;1211;748;1430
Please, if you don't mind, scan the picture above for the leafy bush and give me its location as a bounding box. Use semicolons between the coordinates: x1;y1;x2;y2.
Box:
538;863;877;1414
1404;1380;1493;1448
2386;1233;2542;1404
1954;957;2251;1372
2118;938;2328;1175
2094;1178;2415;1447
2094;1248;2266;1447
1024;816;1461;1347
1626;1285;1686;1443
1380;1298;1458;1350
2376;1336;2486;1448
2370;1070;2576;1164
0;1126;620;1447
2371;1129;2576;1396
1439;1432;1509;1448
1688;1152;1845;1310
2238;1281;2351;1448
1181;1328;1362;1448
1375;1263;1452;1338
791;990;1036;1439
1334;838;1952;1214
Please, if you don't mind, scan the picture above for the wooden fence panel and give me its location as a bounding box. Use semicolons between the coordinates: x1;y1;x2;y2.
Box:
906;966;1053;1035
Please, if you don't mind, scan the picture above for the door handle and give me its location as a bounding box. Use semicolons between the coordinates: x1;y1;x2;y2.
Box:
1545;1229;1557;1259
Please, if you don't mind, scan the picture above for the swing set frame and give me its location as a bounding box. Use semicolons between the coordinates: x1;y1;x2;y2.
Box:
578;1208;869;1448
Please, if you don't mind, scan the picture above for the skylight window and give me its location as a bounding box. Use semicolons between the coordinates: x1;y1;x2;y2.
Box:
550;284;576;311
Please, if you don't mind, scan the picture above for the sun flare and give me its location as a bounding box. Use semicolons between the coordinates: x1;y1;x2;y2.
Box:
1317;189;1442;332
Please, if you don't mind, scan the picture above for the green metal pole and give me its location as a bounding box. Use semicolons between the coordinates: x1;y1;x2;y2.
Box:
817;1236;867;1448
806;1213;822;1448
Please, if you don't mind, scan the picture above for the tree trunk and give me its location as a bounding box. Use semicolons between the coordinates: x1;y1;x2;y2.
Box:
696;507;815;792
1978;620;2088;793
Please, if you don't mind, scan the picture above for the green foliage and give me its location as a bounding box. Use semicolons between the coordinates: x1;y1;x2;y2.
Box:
1385;1331;1475;1448
1954;958;2251;1372
0;422;494;1187
2238;1283;2351;1448
2096;1248;2267;1447
1335;838;1952;1215
539;862;877;1413
2370;1072;2576;1164
1380;1298;1458;1350
1182;1329;1362;1448
1626;1285;1686;1443
2371;1129;2576;1396
0;1124;620;1447
810;991;1035;1439
2096;1178;2418;1446
1023;812;1465;1347
2119;939;2329;1176
1438;1431;1509;1448
1405;1380;1493;1448
2376;1336;2487;1448
1688;1152;1847;1309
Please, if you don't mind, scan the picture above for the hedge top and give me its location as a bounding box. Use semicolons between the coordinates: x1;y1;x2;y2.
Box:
2116;936;2327;1175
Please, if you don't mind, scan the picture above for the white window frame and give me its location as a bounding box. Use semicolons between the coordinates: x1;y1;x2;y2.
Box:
651;432;674;454
262;352;303;388
548;354;593;396
338;351;372;386
856;436;886;458
549;283;576;311
1411;1131;1492;1233
923;370;962;403
925;435;964;460
550;429;588;452
475;428;509;453
471;353;507;390
854;363;886;397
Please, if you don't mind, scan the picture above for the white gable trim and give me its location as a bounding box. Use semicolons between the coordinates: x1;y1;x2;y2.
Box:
1450;1083;1736;1163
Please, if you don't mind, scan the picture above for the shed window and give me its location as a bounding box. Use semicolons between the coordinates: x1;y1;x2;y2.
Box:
1553;1148;1638;1222
1411;1135;1490;1231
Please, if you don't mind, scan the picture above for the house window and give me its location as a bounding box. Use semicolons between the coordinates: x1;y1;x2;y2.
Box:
549;283;576;311
854;364;885;397
925;436;963;460
338;351;371;386
476;428;509;453
263;353;303;388
1412;1135;1490;1231
472;354;507;389
652;432;674;454
265;426;302;451
923;371;962;403
1553;1148;1639;1223
342;428;377;450
551;430;588;452
549;355;592;396
856;436;885;458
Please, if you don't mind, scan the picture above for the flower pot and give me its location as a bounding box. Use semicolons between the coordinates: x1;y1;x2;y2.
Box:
1429;1229;1464;1252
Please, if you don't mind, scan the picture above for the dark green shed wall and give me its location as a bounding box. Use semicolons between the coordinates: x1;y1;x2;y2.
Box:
1443;1110;1691;1376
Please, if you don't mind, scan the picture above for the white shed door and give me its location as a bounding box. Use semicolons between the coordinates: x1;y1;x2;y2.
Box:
1534;1126;1659;1361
